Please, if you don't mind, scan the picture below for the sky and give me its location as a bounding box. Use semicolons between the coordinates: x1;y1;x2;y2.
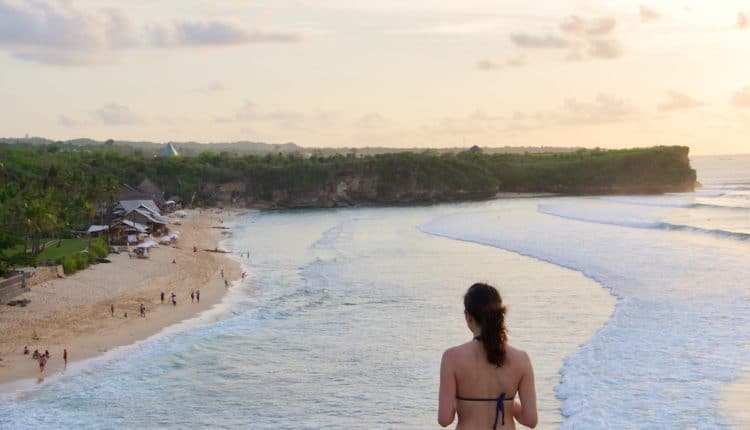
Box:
0;1;749;155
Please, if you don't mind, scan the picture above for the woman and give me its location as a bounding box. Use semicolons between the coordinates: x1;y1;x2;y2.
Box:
439;283;537;429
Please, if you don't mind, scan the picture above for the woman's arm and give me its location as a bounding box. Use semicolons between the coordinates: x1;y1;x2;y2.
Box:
513;351;538;428
438;349;457;427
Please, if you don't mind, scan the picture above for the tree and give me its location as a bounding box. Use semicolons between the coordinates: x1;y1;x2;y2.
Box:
23;191;62;256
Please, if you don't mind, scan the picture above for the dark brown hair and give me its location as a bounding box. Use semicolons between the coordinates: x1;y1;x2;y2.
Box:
464;282;508;367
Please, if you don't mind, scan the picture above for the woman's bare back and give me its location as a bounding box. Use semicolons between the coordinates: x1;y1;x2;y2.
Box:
438;284;537;429
454;342;529;429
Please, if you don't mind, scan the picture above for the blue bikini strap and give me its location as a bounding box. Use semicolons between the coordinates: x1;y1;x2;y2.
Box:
455;392;508;427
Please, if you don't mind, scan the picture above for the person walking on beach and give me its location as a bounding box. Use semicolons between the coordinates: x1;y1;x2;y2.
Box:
140;303;146;317
221;268;224;278
438;283;537;429
111;303;114;317
161;291;165;303
191;291;195;303
39;355;46;372
224;279;229;287
171;292;177;306
196;290;200;303
63;348;67;366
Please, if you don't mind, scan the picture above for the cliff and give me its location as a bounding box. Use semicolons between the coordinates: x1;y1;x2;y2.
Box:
0;143;697;212
198;146;697;209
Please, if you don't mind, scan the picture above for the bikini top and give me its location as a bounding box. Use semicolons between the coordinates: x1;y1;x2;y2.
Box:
455;335;516;428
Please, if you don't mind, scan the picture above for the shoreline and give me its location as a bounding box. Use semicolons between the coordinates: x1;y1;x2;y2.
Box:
0;208;244;390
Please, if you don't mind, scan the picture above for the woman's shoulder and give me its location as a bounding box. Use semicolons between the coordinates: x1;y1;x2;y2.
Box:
442;341;476;360
505;344;532;368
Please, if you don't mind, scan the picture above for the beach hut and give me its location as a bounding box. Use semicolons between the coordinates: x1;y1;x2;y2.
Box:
113;199;170;236
86;225;109;238
124;209;168;236
109;220;148;245
113;199;161;218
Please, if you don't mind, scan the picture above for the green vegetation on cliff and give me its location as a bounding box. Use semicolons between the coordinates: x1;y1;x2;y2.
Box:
0;143;695;272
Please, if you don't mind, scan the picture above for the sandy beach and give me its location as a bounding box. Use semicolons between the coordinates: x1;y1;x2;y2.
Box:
0;209;243;388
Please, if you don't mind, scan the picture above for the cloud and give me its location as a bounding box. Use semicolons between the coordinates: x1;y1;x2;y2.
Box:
658;92;704;112
0;1;126;65
739;13;749;29
196;81;228;92
731;86;750;108
477;55;526;71
93;104;142;125
585;39;624;59
427;94;637;137
510;33;568;49
235;102;304;123
357;112;387;128
640;5;661;23
58;115;80;127
557;94;637;124
149;21;300;47
560;16;616;37
509;15;624;63
219;101;314;131
509;94;638;130
426;110;505;136
0;1;300;66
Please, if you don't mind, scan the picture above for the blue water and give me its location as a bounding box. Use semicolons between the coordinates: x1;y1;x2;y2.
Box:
0;155;748;429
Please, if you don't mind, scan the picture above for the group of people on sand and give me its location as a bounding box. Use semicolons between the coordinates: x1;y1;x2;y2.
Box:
24;345;67;373
109;303;148;318
159;290;202;306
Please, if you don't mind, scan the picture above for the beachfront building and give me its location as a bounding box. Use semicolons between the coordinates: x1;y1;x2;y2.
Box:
113;199;170;237
86;225;109;238
123;209;168;236
109;220;148;245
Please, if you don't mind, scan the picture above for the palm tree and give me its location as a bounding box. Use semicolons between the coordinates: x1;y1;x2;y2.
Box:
23;191;62;256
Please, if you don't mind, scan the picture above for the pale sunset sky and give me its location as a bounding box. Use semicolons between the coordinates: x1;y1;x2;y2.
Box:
1;0;749;155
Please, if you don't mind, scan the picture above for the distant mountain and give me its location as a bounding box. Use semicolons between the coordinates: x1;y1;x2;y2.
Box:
0;136;581;157
0;137;304;156
306;146;584;156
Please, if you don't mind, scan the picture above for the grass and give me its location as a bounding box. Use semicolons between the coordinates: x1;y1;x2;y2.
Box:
2;238;89;265
36;238;88;263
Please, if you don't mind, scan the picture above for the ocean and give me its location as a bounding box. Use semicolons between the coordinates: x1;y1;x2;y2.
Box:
0;154;748;429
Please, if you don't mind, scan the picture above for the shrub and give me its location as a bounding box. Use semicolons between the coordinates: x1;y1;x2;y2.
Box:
74;253;89;271
59;256;76;275
88;237;109;259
